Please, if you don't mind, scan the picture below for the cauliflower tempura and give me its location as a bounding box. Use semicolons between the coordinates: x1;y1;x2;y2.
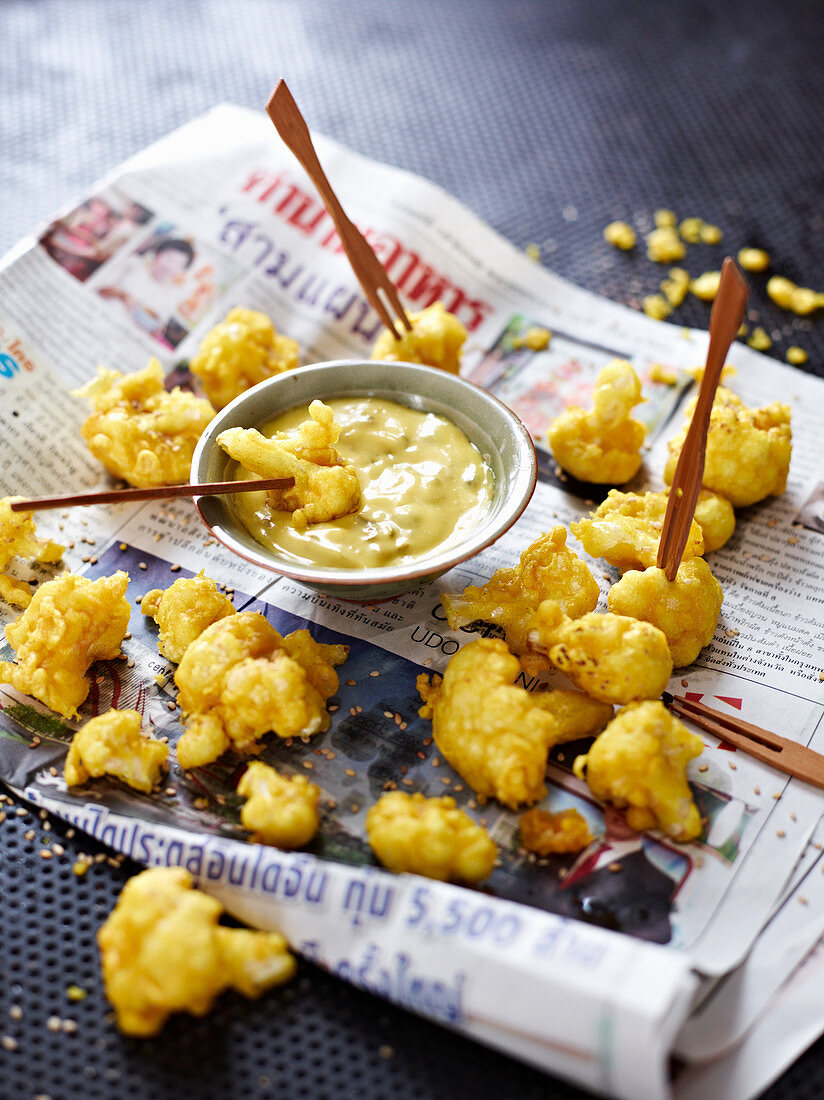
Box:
370;301;466;374
440;526;600;654
189;307;299;410
218;400;361;529
65;709;168;793
519;807;593;855
547;360;646;484
174;612;347;769
608;557;723;667
366;791;496;883
0;571;130;719
571;489;704;572
98;867;296;1036
0;496;64;608
664;387;791;507
141;571;235;663
237;762;320;849
573;701;704;841
693;489;736;553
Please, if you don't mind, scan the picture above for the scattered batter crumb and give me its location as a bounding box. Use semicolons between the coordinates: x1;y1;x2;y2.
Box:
690;271;721;301
603;221;637;250
643;294;672;320
747;327;772;351
786;346;808;365
737;248;770;273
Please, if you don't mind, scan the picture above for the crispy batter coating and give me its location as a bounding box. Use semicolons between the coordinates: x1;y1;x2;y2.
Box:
370;301;467;374
530;600;673;704
174;612;347;768
65;709;168;793
141;571;235;663
570;489;704;572
440;527;600;654
98;867;296;1036
608;557;723;667
0;571;130;718
218;400;361;529
693;489;736;552
366;791;496;883
518;807;593;855
73;360;216;488
0;497;64;608
664;387;792;507
237;761;320;848
572;701;703;841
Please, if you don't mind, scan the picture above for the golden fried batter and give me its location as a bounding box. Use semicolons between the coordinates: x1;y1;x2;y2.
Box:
519;807;593;855
693;489;736;552
190;307;299;409
0;496;64;608
237;762;320;848
65;709;168;793
141;571;235;663
570;489;704;572
370;301;466;374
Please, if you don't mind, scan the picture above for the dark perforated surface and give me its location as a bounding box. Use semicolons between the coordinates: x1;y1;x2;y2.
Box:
2;3;824;1099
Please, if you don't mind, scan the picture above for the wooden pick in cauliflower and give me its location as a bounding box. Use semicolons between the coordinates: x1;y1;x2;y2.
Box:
237;762;320;848
518;807;593;855
366;791;497;883
571;489;704;572
548;359;646;484
0;571;131;718
65;709;168;793
370;301;467;374
573;701;704;841
141;570;235;663
174;612;347;769
73;360;216;487
0;496;64;608
98;867;296;1036
189;307;299;410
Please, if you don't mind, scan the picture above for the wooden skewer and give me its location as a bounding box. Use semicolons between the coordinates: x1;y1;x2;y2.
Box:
9;478;292;513
656;257;749;580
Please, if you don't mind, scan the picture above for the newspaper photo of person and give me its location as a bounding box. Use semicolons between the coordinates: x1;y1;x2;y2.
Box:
38;188;152;281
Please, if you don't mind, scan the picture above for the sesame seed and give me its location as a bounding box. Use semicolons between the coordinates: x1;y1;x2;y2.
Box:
170;564;181;572
345;769;356;778
681;678;689;688
698;764;708;773
346;679;356;686
777;829;786;838
729;761;737;770
379;1044;395;1060
607;863;622;873
384;711;394;719
9;1006;22;1020
24;829;35;841
1;1036;18;1051
401;778;414;786
370;670;380;678
799;896;809;906
431;757;440;768
351;804;360;813
440;777;451;786
47;1016;62;1032
754;786;761;795
62;1019;78;1034
302;761;314;770
772;792;782;801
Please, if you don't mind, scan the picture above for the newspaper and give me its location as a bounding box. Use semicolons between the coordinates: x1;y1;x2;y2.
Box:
1;103;823;1099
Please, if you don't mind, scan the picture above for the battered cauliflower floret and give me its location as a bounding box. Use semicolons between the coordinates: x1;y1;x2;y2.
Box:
72;360;216;488
570;489;704;572
237;762;320;848
518;807;593;855
572;701;704;841
65;709;168;793
417;639;611;808
693;489;736;552
370;301;466;374
97;867;296;1036
174;612;347;769
189;307;299;410
0;497;64;608
608;557;723;667
547;360;646;484
141;571;235;663
0;571;130;718
366;791;496;883
440;527;600;654
530;600;673;705
218;400;361;529
664;387;792;508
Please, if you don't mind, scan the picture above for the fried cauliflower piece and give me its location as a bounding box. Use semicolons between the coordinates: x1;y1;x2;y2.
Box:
65;708;168;793
0;571;130;718
664;387;792;507
72;360;216;488
547;360;646;484
572;701;703;841
440;527;600;654
98;867;296;1036
370;301;466;374
417;638;611;808
366;791;496;883
174;612;347;769
570;489;704;572
608;557;723;667
518;807;593;855
189;307;299;410
141;571;235;663
693;489;736;552
530;600;673;705
237;762;320;848
0;497;64;608
218;400;361;529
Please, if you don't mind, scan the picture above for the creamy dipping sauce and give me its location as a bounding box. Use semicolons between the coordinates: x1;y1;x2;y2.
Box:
233;397;495;570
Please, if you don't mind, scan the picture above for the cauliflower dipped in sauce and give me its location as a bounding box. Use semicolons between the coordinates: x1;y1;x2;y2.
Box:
141;570;236;663
440;526;600;654
573;701;704;842
174;612;347;769
218;400;361;530
189;307;299;410
65;709;168;793
571;489;704;572
0;497;64;608
97;867;296;1036
370;301;467;374
0;571;131;719
548;359;646;484
366;791;497;883
518;807;594;856
237;762;320;849
72;360;215;488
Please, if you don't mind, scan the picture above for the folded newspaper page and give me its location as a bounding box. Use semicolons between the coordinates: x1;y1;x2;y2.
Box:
1;104;822;1100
